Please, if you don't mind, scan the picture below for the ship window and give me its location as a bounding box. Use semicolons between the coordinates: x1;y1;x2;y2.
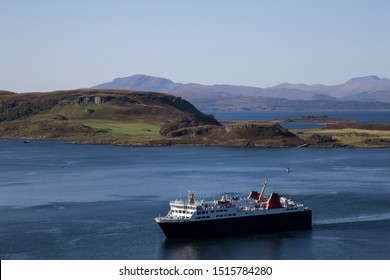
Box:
197;212;200;214
233;214;236;216
224;209;227;212
228;214;232;216
206;216;210;218
211;210;214;213
202;211;205;214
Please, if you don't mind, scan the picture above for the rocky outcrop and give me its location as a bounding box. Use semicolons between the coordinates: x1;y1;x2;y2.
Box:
306;134;339;147
164;122;304;147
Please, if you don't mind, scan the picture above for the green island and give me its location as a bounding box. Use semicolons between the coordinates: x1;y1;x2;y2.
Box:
0;89;389;148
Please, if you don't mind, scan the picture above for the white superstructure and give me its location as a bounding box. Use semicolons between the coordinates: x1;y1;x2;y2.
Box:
155;179;308;224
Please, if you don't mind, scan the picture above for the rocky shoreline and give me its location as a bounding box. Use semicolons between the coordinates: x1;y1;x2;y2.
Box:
3;120;390;148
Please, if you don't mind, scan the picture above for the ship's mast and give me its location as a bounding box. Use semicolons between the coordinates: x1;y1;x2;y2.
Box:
258;178;268;202
188;191;195;204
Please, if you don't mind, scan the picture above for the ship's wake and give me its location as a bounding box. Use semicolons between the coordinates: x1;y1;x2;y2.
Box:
314;212;390;225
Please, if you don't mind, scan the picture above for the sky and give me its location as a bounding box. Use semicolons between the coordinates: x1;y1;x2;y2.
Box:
1;0;390;92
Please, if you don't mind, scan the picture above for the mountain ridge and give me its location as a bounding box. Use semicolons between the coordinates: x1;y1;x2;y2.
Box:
91;74;390;110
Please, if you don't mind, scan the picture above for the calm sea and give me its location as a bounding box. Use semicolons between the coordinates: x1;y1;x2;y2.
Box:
0;111;389;260
212;110;390;129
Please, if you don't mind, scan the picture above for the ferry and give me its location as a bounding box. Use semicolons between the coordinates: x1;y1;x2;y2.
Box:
155;179;312;238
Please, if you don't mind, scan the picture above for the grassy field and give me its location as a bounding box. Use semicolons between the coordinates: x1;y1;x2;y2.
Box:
81;119;161;137
293;127;390;147
0;112;163;142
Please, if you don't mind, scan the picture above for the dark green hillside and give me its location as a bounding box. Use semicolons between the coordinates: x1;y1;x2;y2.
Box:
0;89;219;122
0;89;307;147
0;89;221;143
0;90;16;95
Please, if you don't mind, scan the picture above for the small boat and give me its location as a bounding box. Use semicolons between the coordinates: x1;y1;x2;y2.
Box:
23;140;31;143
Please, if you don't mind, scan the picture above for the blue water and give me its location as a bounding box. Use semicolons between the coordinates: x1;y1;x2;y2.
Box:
212;110;390;129
1;140;390;260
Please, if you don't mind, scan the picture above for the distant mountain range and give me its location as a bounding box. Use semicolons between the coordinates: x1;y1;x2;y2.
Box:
91;74;390;111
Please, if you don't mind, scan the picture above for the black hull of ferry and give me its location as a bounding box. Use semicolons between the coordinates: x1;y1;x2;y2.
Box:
157;209;312;239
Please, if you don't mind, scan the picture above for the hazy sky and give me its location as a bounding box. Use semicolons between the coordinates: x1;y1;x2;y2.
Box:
1;0;390;92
